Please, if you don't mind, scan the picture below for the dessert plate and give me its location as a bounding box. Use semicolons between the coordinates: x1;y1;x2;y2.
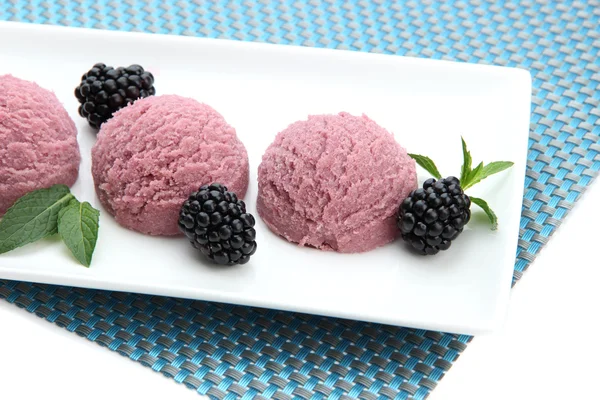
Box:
0;22;530;334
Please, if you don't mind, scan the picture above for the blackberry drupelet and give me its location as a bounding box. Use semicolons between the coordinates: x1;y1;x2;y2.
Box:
397;177;471;255
74;63;156;129
179;183;257;265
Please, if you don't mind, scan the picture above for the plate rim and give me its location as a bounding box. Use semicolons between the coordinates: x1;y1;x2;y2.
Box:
0;21;532;335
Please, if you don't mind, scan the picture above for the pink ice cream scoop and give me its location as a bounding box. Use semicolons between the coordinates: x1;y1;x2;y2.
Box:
92;95;249;236
257;112;417;253
0;75;80;215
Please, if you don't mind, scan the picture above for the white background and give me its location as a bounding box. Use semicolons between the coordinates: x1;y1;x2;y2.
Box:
0;180;598;399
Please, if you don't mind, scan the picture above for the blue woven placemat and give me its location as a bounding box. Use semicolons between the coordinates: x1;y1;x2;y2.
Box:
1;1;599;399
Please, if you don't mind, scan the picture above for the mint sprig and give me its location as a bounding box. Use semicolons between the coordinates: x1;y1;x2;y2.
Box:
470;197;498;230
58;199;100;268
0;185;74;254
460;137;472;184
408;153;442;179
409;137;513;230
464;161;514;190
464;162;483;190
459;137;514;190
0;185;101;267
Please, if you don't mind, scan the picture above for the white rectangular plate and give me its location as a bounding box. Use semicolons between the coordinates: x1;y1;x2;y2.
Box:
0;22;530;335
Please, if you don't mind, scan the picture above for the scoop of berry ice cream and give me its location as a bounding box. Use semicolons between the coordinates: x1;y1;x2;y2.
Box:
92;95;249;236
257;112;417;253
0;75;80;215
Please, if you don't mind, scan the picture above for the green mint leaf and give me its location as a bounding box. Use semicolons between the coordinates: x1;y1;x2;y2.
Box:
463;162;484;190
459;137;472;185
463;161;514;190
477;161;514;182
470;196;498;230
58;199;100;268
408;154;442;179
0;185;74;254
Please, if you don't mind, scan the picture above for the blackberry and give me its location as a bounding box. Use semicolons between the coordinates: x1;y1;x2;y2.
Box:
75;63;156;129
397;176;471;255
179;183;257;265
